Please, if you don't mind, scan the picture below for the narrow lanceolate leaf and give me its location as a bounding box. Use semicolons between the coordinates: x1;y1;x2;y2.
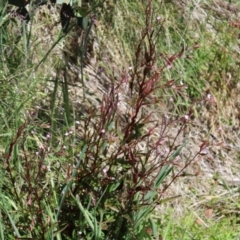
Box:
169;141;188;161
72;194;95;231
154;165;173;188
149;216;158;238
157;195;181;204
154;142;187;189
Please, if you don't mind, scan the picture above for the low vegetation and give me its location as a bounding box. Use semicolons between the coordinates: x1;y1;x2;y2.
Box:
0;0;239;239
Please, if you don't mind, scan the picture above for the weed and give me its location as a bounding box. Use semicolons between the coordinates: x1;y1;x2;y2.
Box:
0;0;239;239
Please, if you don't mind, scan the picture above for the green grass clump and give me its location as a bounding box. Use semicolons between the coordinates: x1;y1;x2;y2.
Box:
159;208;240;240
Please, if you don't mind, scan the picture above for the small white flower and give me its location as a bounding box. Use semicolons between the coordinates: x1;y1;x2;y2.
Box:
103;166;109;173
200;149;208;155
158;151;164;157
118;93;124;101
175;156;181;161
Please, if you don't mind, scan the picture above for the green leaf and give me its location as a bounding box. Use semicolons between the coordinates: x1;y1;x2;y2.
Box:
109;181;122;192
149;217;158;238
169;142;188;161
158;195;181;204
116;157;131;166
134;205;153;228
107;121;114;131
5;211;21;238
144;190;157;202
74;196;94;230
154;165;173;188
53;224;69;236
152;143;188;189
56;0;71;4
